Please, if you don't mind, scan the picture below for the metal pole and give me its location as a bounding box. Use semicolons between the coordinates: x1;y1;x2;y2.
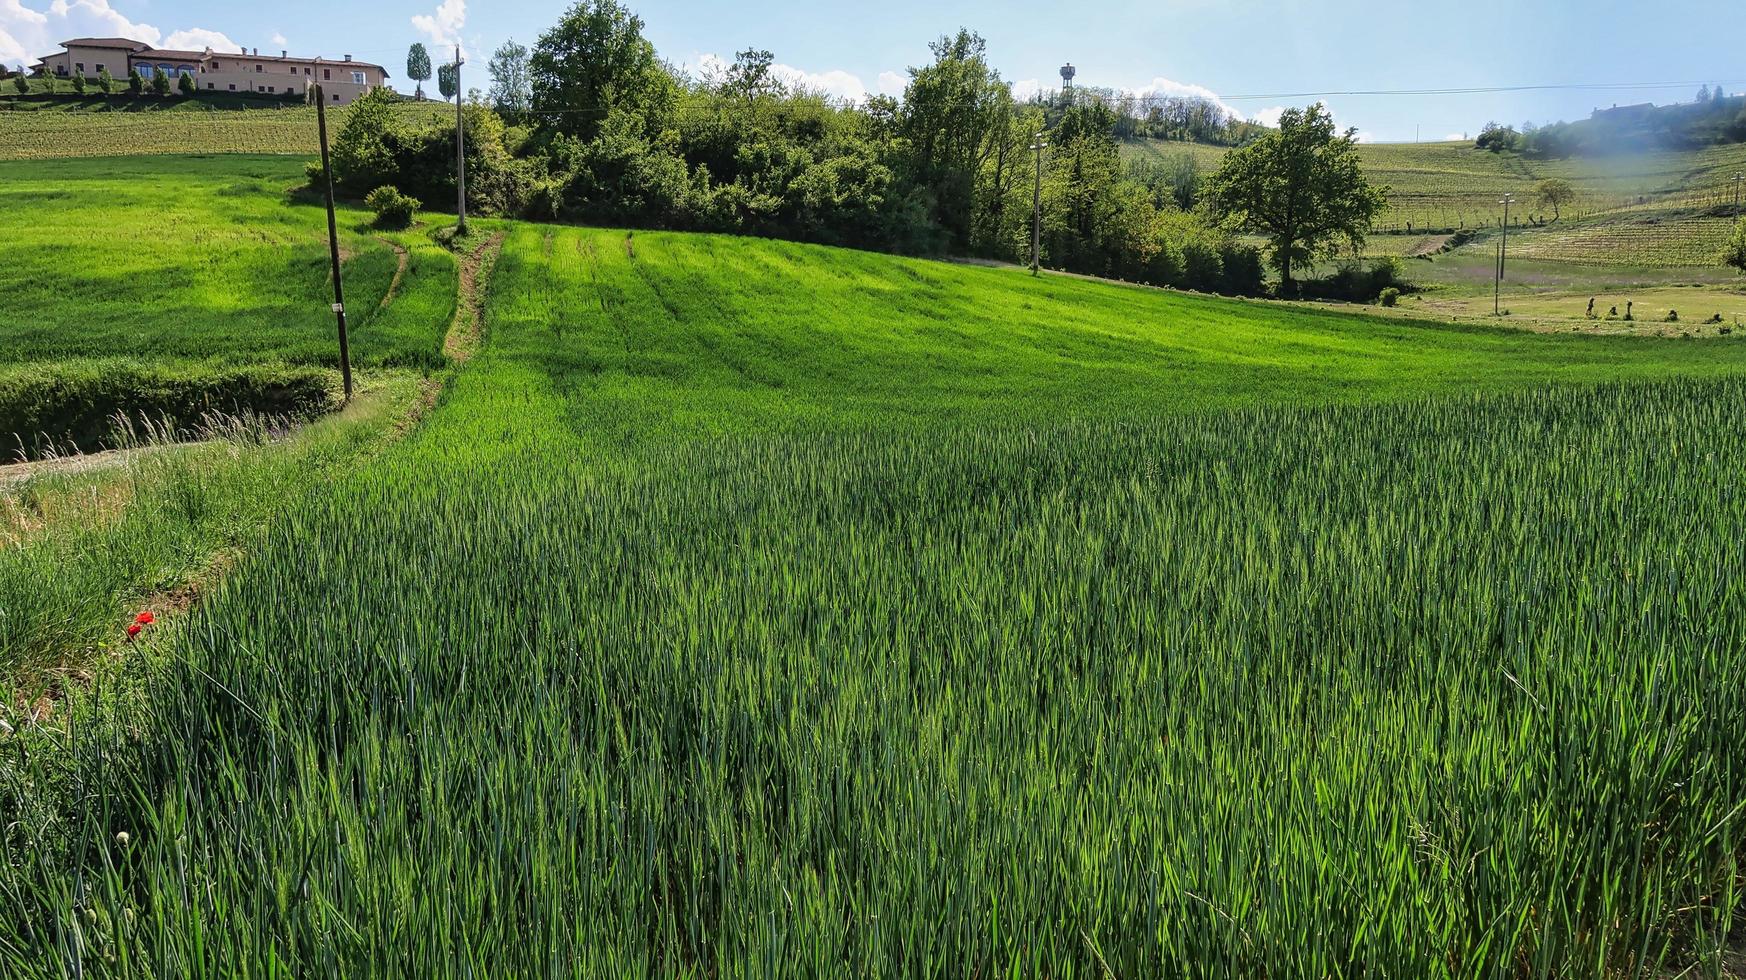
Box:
315;85;353;401
455;46;467;234
1030;134;1046;276
1494;242;1501;317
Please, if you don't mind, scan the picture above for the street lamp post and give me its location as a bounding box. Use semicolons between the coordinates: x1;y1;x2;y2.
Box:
1030;132;1047;276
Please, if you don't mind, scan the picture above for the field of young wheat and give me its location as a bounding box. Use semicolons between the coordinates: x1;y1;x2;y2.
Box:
4;204;1745;975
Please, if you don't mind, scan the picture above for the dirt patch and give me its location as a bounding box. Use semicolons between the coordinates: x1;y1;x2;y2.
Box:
444;232;506;365
375;236;411;309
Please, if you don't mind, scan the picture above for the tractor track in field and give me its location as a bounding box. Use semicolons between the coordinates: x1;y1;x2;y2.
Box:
375;236;410;309
444;232;506;365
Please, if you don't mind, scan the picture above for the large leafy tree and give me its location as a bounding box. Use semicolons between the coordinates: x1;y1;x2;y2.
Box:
406;43;432;100
529;0;674;142
487;39;532;118
1207;103;1385;294
899;29;1014;253
437;61;459;101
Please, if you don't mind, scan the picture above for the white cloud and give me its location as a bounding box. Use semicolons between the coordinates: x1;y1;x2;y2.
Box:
1123;76;1245;120
269;32;287;48
1010;77;1043;102
1249;105;1286;128
411;0;466;58
164;28;241;52
0;0;239;65
683;51;903;105
1443;132;1467;142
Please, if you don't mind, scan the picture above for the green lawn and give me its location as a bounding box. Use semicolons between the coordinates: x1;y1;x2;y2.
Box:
5;172;1746;975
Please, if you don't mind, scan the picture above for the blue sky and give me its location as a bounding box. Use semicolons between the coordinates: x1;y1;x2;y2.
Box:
5;0;1744;142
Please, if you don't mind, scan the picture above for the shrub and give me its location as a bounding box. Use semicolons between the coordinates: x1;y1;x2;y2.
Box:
304;161;329;189
1379;287;1401;308
365;185;421;229
97;67;114;94
0;362;333;461
151;68;170;97
10;73;26;95
128;68;144;95
71;71;86;95
179;72;196;97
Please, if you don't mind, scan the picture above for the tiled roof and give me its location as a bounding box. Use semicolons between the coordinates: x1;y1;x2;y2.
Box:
61;38;149;50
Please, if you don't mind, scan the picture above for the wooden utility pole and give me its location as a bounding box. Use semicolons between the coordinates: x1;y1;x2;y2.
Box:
1030;132;1047;276
455;46;467;234
315;84;354;400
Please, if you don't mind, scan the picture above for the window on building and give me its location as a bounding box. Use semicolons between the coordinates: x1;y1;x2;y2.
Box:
75;62;83;73
351;71;365;85
323;69;331;80
267;86;275;93
228;84;236;91
332;94;340;101
255;65;263;73
95;63;104;73
206;82;214;89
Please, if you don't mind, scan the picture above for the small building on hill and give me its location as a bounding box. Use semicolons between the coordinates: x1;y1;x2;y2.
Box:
31;38;389;104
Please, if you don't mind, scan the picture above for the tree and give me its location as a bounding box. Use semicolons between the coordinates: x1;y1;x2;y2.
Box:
722;48;781;99
1698;84;1712;104
151;67;170;97
179;71;197;96
1475;121;1519;153
11;72;28;95
1535;178;1576;221
487;38;531;118
437;61;458;101
72;71;86;95
407;43;432;100
97;67;114;94
128;68;144;95
1207;103;1387;295
530;0;676;142
1722;217;1746;276
898;29;1014;252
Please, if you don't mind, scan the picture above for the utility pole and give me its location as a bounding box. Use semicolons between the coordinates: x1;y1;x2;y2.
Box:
1493;242;1502;317
315;84;354;400
1030;131;1047;276
1733;173;1743;212
454;45;467;234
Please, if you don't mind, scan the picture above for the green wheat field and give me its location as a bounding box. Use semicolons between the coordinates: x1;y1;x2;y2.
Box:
1;154;1744;976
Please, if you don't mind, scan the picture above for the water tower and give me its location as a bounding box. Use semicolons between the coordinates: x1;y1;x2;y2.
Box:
1060;62;1076;92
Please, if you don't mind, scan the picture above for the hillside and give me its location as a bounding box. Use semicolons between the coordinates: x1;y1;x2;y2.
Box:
1127;136;1746;268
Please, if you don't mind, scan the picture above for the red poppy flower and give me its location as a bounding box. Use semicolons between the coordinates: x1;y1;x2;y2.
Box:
135;612;155;625
126;623;143;640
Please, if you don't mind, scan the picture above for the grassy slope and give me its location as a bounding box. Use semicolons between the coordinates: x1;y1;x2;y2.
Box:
5;218;1745;973
0;156;453;370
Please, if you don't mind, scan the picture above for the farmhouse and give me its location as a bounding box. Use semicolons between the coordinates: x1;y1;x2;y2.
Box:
31;39;390;104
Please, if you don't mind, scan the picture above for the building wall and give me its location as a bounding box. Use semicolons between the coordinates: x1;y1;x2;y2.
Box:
194;60;386;104
40;47;131;79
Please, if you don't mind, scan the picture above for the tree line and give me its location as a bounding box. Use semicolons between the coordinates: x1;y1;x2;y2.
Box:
334;0;1386;298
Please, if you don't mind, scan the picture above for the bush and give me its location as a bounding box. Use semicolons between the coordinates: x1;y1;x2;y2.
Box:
304;161;328;189
128;69;144;96
10;73;26;95
365;185;421;229
71;71;86;95
151;68;170;97
1379;287;1401;308
178;72;196;97
0;362;333;461
97;67;114;94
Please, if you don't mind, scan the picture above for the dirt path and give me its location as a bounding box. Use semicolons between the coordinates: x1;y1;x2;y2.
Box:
444;232;506;364
375;236;410;309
